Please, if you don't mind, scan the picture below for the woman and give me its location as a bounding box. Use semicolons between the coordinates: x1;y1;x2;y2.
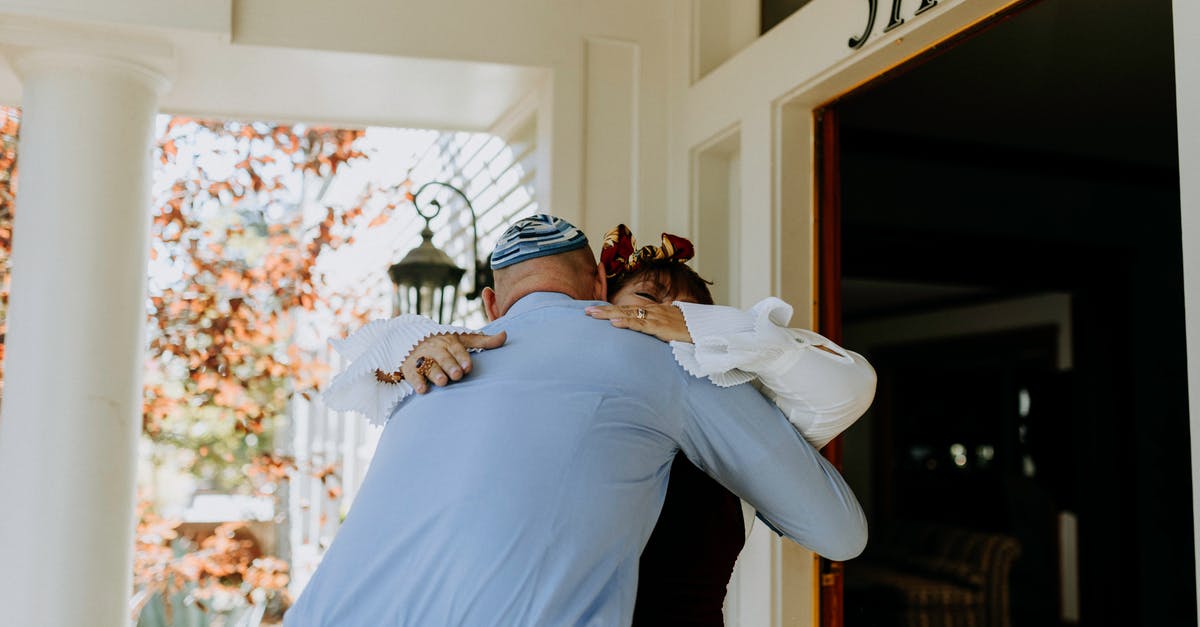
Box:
325;225;875;625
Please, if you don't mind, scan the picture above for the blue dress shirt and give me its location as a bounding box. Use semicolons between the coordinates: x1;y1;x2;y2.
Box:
285;292;866;627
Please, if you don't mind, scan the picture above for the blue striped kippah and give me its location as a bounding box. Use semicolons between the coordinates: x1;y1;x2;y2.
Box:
490;214;589;269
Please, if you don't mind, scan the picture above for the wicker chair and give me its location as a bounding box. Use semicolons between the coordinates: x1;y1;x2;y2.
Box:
845;521;1022;627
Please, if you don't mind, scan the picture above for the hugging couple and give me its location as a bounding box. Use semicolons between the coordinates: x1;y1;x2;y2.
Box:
285;214;876;626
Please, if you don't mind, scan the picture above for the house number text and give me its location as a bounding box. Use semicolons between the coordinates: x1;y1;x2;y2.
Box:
850;0;940;49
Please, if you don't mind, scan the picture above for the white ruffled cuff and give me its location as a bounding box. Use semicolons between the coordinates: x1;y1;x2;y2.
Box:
674;298;874;451
671;297;802;383
322;315;475;427
669;341;755;387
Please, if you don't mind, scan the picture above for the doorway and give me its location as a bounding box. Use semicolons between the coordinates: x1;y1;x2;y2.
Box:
815;0;1191;625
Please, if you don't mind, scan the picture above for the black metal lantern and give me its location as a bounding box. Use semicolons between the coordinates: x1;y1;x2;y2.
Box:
387;181;492;323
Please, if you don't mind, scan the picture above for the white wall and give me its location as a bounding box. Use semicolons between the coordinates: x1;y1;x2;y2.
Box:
692;128;741;304
0;0;229;36
694;0;760;81
1173;0;1200;618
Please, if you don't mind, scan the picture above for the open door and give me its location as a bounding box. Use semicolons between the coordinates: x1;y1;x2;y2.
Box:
810;1;1190;625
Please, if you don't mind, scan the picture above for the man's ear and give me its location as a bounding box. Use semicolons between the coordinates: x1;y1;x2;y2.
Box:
594;261;608;302
482;287;501;321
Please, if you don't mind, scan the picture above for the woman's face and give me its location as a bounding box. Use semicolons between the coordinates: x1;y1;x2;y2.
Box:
609;276;698;306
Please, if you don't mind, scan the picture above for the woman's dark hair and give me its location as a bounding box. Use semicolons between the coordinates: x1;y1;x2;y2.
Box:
607;258;715;305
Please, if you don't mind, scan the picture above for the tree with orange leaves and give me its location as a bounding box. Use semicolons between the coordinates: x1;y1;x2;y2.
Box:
0;108;18;392
144;119;378;491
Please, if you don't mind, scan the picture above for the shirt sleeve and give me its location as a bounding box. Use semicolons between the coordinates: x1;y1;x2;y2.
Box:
321;315;476;427
670;297;877;450
676;379;868;560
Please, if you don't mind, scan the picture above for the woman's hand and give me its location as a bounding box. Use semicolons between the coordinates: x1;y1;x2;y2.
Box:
585;303;692;343
402;332;507;394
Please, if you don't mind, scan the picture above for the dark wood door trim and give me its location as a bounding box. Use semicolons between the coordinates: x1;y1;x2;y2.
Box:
815;104;845;627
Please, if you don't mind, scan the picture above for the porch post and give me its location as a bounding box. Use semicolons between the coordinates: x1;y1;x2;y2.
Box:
0;40;170;625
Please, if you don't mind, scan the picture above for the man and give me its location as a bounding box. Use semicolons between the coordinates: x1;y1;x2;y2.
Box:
285;215;867;626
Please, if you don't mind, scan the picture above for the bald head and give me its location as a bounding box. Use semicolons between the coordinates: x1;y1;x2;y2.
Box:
482;247;605;320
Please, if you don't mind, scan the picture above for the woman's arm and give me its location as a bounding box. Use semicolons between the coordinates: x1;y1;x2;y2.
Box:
678;375;868;560
587;297;876;450
321;315;504;426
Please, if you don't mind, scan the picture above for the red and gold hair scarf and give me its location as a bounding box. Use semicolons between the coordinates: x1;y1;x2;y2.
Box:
600;224;696;280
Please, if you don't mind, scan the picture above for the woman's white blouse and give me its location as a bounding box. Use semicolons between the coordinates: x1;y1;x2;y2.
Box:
670;297;876;451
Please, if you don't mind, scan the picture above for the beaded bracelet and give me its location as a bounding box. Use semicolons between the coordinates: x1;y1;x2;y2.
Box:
373;356;434;385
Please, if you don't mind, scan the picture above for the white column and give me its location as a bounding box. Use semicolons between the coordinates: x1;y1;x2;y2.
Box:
1174;0;1200;618
0;47;168;626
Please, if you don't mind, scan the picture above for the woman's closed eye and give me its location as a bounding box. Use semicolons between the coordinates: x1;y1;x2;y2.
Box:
635;291;669;304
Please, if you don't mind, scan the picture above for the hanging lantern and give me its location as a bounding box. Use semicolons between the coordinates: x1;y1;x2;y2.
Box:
387;181;491;324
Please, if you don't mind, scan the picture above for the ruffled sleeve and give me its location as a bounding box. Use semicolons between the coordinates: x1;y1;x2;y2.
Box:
321;315;476;427
670;297;876;450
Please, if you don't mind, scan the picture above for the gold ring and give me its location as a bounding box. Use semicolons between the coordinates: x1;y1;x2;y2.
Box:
636;308;647;319
415;356;436;377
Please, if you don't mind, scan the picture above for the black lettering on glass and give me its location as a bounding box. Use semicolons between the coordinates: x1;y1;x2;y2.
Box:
883;0;906;33
915;0;938;15
848;0;878;49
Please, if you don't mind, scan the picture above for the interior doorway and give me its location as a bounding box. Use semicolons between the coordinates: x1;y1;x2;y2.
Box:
815;0;1191;625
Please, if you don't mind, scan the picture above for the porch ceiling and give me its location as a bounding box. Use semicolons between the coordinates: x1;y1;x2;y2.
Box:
0;30;548;131
164;37;547;131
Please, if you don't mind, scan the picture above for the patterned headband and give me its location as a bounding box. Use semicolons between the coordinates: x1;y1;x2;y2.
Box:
600;224;696;280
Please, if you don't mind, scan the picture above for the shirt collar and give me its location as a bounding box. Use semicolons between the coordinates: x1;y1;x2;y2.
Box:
504;291;590;317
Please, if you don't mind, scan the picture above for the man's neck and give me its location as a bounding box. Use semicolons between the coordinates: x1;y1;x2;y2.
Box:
498;282;580;316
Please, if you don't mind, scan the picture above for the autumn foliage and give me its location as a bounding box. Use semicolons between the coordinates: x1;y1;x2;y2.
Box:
132;500;291;622
146;119;368;458
0;108;17;390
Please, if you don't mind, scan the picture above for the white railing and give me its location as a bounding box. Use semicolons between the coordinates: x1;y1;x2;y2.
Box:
285;346;384;595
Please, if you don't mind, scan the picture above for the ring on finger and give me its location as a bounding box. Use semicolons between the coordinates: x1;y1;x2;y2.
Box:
415;356;436;378
635;308;647;320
